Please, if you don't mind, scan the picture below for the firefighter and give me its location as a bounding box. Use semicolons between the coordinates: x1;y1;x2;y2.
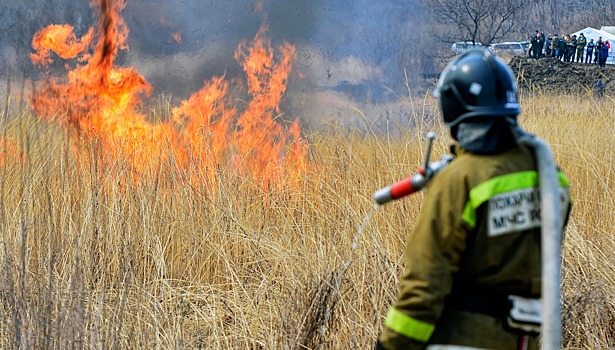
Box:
376;49;571;350
538;31;546;58
557;35;566;61
566;35;576;62
575;33;587;63
586;39;596;64
594;36;603;64
550;33;558;57
529;33;538;58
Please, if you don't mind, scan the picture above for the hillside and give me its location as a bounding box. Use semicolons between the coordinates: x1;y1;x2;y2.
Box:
509;56;615;95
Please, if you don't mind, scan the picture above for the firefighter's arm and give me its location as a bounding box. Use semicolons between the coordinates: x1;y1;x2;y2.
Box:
378;171;469;349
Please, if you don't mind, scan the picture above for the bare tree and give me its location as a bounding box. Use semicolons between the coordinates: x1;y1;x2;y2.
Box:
549;0;561;32
428;0;531;45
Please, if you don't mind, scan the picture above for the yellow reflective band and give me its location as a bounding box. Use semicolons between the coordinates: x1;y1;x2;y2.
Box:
462;171;569;228
557;171;570;187
384;307;435;343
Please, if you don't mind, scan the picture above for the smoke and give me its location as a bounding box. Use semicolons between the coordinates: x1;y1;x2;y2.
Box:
0;0;429;127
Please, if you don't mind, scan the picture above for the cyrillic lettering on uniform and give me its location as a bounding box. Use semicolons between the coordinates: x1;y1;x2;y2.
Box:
488;188;540;236
487;187;569;237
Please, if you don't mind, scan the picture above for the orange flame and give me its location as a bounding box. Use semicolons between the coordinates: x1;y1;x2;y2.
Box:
30;0;307;185
233;24;301;181
0;136;23;167
31;24;95;66
171;75;235;176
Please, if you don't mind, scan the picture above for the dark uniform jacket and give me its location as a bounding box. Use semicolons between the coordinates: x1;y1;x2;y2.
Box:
379;144;571;350
576;36;587;50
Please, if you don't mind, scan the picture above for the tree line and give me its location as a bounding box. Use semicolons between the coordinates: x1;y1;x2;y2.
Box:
397;0;615;85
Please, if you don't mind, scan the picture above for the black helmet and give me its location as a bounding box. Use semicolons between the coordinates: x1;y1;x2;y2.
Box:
433;48;521;127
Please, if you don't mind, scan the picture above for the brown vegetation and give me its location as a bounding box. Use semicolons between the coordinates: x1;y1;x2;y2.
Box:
0;91;612;348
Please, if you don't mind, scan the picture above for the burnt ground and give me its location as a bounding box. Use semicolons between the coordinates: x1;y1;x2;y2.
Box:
509;56;615;95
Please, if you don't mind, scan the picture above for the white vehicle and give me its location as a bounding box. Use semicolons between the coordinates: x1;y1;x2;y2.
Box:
451;41;483;53
488;42;528;55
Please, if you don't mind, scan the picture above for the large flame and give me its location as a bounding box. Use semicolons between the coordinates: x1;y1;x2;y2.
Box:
31;0;307;185
232;25;306;181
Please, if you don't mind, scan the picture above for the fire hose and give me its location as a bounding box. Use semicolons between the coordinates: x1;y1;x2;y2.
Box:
513;127;563;350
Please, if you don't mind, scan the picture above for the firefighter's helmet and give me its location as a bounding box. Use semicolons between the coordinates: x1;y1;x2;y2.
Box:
433;49;521;127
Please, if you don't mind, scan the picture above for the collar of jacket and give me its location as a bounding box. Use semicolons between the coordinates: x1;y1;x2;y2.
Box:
452;118;517;155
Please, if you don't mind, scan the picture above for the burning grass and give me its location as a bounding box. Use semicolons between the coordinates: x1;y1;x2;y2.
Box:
5;0;612;347
0;91;612;348
30;0;306;188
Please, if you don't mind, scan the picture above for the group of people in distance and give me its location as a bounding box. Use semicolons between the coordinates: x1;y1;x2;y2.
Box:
530;30;611;67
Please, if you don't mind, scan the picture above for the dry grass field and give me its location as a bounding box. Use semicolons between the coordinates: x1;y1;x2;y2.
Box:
0;91;612;349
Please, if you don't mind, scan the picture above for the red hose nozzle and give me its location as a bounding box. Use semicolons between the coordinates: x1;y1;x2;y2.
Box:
373;154;454;205
373;173;427;205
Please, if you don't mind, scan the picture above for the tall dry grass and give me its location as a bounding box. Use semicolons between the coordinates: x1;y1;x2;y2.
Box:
0;91;612;349
520;93;615;348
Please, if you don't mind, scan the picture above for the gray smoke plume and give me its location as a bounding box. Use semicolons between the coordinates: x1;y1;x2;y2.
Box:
0;0;430;128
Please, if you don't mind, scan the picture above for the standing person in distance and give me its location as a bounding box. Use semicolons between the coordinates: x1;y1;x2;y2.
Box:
599;41;609;67
594;36;603;64
575;33;586;63
586;38;596;64
529;32;538;58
